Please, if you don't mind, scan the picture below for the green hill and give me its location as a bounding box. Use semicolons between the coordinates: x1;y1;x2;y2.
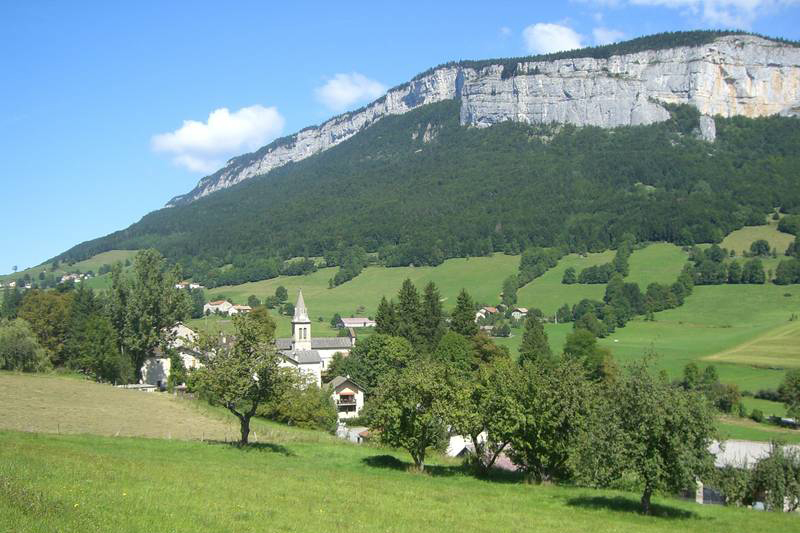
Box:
2;372;798;533
55;98;800;288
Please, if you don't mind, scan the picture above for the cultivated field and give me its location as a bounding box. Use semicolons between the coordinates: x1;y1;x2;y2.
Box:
1;373;797;533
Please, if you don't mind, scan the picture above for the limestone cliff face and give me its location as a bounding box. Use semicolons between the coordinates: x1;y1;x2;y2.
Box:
168;35;800;206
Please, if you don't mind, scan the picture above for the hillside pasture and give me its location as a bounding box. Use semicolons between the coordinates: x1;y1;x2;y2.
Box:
597;284;800;390
625;243;688;288
0;249;137;284
720;219;794;256
0;372;241;441
703;320;800;370
203;254;520;337
517;251;614;316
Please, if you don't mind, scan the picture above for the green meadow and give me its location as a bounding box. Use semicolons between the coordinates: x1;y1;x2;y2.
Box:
197;254;520;338
720;218;794;257
1;372;796;533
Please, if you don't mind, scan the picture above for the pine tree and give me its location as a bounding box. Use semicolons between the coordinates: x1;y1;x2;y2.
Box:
450;289;478;337
518;315;552;366
395;279;423;348
375;296;398;335
419;282;445;352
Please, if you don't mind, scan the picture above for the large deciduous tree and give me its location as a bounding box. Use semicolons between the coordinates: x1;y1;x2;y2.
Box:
18;289;73;365
578;360;717;514
508;357;594;483
109;250;190;379
447;357;525;472
0;318;50;372
326;333;414;392
193;311;291;445
367;360;449;471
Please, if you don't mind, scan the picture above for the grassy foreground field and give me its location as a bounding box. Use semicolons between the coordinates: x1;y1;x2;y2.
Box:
1;374;797;533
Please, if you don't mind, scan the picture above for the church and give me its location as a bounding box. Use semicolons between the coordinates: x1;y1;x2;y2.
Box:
276;290;354;386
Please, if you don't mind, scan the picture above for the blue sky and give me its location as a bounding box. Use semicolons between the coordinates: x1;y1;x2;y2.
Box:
2;0;799;272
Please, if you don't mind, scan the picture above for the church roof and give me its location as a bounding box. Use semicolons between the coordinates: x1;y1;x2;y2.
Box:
293;290;309;322
281;349;322;364
275;337;353;351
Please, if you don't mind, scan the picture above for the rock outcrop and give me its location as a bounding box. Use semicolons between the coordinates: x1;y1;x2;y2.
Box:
168;35;800;206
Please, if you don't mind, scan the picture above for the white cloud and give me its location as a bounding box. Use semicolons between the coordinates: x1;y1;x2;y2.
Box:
315;73;387;112
152;105;285;173
499;26;513;37
593;27;626;44
522;23;585;54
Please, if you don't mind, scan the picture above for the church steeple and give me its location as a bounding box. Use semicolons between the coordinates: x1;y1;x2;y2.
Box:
292;290;311;351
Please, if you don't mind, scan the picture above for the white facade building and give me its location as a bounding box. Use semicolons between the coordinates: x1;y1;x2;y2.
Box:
328;375;366;419
203;300;234;315
140;323;203;388
276;291;354;386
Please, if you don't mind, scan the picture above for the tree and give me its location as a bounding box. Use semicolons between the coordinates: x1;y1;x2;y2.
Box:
275;286;288;302
556;303;572;323
682;362;701;390
419;282;445;352
742;258;766;284
749;443;800;512
247;294;261;308
367;360;449;471
508;357;594;483
433;331;474;376
326;333;414;391
562;267;577;284
518;315;552;366
192;312;291;445
727;260;742;284
68;315;131;383
446;357;525;472
395;279;423;348
501;275;518;307
779;369;800;419
109;250;191;380
1;285;22;319
374;297;397;335
450;289;478;337
190;288;206;319
563;329;616;382
750;239;771;257
261;376;338;432
582;360;717;514
0;318;50;372
17;289;73;366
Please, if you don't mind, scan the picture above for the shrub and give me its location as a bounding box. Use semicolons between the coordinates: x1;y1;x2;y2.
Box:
750;409;765;423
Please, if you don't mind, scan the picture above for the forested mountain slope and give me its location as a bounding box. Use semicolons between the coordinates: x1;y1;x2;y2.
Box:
59;100;800;287
167;31;800;205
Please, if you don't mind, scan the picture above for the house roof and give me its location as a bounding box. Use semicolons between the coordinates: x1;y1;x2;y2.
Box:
513;307;529;313
483;306;498;313
208;300;228;306
340;317;374;325
328;375;366;391
275;337;353;351
233;305;252;310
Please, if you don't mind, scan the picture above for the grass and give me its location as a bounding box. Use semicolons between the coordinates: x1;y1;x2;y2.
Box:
740;397;787;418
202;254;520;338
0;250;138;283
516;243;687;317
702;320;800;369
720;218;794;257
1;372;797;532
595;284;800;390
517;250;615;316
717;416;800;444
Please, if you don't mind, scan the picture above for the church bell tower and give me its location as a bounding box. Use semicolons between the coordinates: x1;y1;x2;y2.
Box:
291;290;312;351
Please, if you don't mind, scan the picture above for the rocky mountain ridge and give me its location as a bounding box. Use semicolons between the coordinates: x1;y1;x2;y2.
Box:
167;34;800;207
